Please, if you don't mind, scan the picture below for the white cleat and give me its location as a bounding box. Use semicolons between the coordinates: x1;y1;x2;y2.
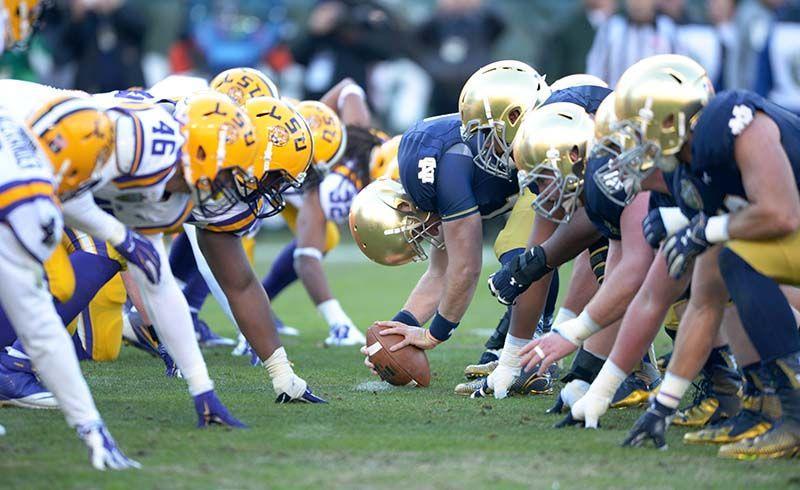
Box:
324;324;366;347
0;391;59;409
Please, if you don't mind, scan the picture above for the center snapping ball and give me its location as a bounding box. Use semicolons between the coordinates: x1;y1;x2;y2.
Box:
365;325;431;387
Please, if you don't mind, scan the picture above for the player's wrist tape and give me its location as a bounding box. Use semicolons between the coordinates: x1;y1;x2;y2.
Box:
554;310;601;346
587;360;626;400
498;334;526;371
294;247;323;261
392;310;420;327
429;312;459;342
553;307;577;327
262;347;294;380
659;207;690;236
704;214;730;243
337;83;366;110
655;372;691;409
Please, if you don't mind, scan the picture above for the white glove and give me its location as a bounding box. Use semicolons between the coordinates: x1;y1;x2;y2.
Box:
571;391;612;429
559;379;590;408
487;362;519;399
487;334;527;399
77;422;141;471
272;372;308;400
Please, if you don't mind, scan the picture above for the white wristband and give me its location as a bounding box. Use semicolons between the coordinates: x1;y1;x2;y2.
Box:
704;214;730;244
498;334;527;373
554;310;601;346
655;372;691;409
337;83;366;111
553;307;577;327
659;207;690;236
587;361;627;400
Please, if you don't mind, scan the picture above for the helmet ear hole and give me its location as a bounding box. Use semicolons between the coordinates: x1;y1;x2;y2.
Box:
196;146;206;161
508;107;522;125
662;114;675;130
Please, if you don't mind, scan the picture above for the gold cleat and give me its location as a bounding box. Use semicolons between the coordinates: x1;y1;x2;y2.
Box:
454;378;486;396
718;420;800;460
464;360;498;379
684;393;779;445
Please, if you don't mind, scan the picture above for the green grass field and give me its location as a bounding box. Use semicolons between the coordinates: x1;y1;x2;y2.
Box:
1;235;798;489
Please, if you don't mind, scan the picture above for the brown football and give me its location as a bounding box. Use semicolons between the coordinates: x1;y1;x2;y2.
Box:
365;324;431;387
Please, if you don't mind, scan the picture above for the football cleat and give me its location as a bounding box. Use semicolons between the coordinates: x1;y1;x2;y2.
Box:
684;405;773;445
232;333;250;356
157;345;182;378
193;390;247;428
464;360;498;380
464;363;555;398
122;309;159;357
718;419;800;460
657;351;672;374
673;379;741;428
193;315;236;348
611;364;661;409
274;315;300;337
77;421;141;471
323;323;366;347
0;351;57;409
476;349;501;365
455;378;486;396
275;388;327;404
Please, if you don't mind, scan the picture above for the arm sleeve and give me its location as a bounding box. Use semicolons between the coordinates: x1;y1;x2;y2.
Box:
61;191;127;246
436;144;479;221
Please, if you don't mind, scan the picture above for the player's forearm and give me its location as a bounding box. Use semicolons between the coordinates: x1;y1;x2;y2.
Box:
402;269;445;324
540;209;601;266
726;206;800;241
585;258;649;328
508;272;553;339
437;262;481;323
61;192;127;245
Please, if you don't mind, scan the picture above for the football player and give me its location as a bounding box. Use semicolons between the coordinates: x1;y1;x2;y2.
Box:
0;4;142;461
351;60;551;382
595;57;800;459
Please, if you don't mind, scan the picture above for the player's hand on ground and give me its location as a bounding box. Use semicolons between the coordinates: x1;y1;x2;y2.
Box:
621;399;675;449
571;390;612;429
373;321;440;351
114;230;161;284
193;390;247;428
520;332;578;374
77;422;141;471
485;362;518;399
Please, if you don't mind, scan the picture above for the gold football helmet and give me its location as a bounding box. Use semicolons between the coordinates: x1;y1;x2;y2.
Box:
596;54;713;204
349;179;443;266
245;96;314;217
513;102;595;223
27;96;114;198
550;74;608;92
369;135;401;181
175;91;258;217
3;0;41;48
210;67;279;107
296;100;346;169
459;60;550;180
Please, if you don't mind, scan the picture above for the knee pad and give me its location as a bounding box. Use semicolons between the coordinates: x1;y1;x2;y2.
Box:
588;239;609;284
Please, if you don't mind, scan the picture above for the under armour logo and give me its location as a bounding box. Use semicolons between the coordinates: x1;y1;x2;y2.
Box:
701;172;712;185
40;217;56;246
418;157;436;184
728;105;753;136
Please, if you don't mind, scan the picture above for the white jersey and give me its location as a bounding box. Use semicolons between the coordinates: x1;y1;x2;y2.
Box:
0;107;62;262
91;102;190;234
0;80;88;122
283;159;361;224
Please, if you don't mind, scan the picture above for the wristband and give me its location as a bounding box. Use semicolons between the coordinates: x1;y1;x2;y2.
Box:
553;310;601;346
553;307;577;327
429;312;459;342
659;207;690;236
337;83;366;111
586;361;627;400
704;214;730;243
392;310;420;327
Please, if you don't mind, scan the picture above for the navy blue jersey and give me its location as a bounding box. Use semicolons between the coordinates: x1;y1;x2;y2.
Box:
583;155;626;240
542;85;613;115
683;90;800;216
398;114;520;221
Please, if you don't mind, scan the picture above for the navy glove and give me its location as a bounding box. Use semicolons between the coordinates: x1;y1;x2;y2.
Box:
114;230;161;284
663;213;711;279
194;390;247;428
621;399;675;449
642;208;668;249
488;246;552;305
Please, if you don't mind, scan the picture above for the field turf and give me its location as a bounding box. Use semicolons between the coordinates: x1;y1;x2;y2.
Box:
1;234;798;489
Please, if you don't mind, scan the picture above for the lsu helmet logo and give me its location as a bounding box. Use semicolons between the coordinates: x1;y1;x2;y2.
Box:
269;125;290;147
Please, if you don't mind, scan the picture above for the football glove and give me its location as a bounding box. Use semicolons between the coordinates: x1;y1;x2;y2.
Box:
663;213;711;279
642;208;668;249
273;373;327;404
193;390;247;428
571;390;612;429
488;246;552;305
621;399;675;449
77;422;141;471
483;361;519;399
114;230;161;284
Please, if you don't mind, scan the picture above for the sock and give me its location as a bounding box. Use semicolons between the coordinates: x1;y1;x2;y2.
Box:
317;299;353;327
720;248;800;361
261;239;298;299
542;269;559;321
656;372;691;409
168;232;197;284
184;271;210;316
55;251;121;326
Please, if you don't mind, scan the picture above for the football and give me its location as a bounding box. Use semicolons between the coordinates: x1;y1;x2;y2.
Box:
365;325;431;387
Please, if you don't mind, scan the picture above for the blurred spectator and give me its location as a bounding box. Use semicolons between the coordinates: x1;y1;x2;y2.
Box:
587;0;686;87
415;0;505;115
542;0;616;81
754;0;800;112
676;0;738;92
292;0;401;100
60;0;145;92
734;0;780;89
658;0;691;24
